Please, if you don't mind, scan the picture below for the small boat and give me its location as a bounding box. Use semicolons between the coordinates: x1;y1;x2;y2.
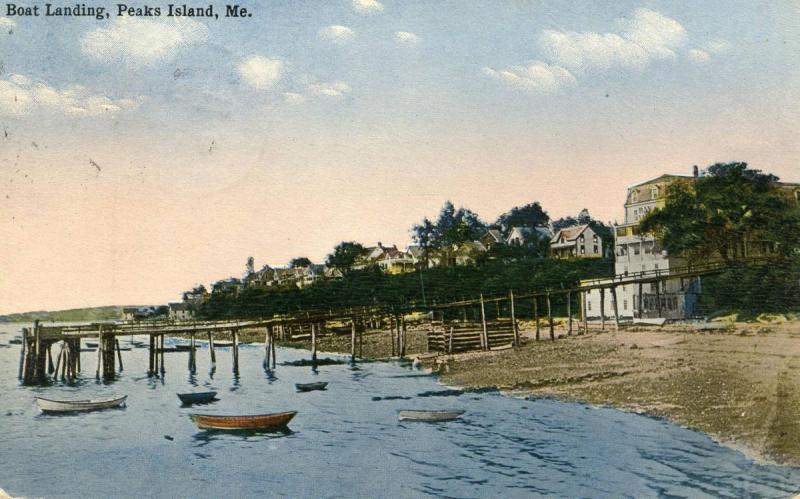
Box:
9;338;22;345
295;382;328;392
173;344;193;352
398;410;465;422
36;395;127;413
177;391;217;405
190;411;297;431
211;340;234;347
85;342;98;348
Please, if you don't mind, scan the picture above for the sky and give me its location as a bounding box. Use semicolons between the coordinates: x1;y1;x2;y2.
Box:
0;0;798;313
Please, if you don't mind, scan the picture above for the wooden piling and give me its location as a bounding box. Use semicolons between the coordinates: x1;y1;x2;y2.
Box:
359;321;364;358
232;329;239;374
264;326;271;369
148;334;155;375
311;322;318;363
509;290;519;347
18;327;27;380
610;284;621;330
600;288;606;331
390;316;396;357
189;332;196;373
47;344;54;374
208;332;216;365
53;341;65;379
656;280;663;317
159;334;165;375
638;282;644;319
448;326;454;353
546;293;554;341
33;320;41;380
479;294;488;350
581;291;588;334
567;291;573;336
350;319;357;362
115;339;123;371
534;298;540;341
400;316;406;358
95;326;103;379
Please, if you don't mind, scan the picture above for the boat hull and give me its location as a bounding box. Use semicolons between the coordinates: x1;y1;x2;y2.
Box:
398;410;465;422
190;411;297;430
177;391;218;404
36;395;127;413
295;382;328;392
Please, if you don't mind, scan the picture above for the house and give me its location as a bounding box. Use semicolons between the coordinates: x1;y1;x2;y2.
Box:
480;229;505;249
298;264;325;288
354;243;413;273
212;278;244;294
550;224;603;259
507;226;553;246
453;240;487;266
583;171;699;320
122;306;157;321
168;302;193;321
246;265;275;288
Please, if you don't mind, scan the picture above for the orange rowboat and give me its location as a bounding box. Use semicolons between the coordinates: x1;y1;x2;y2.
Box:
190;411;297;430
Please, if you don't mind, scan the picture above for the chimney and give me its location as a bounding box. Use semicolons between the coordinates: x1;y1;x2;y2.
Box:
692;165;699;178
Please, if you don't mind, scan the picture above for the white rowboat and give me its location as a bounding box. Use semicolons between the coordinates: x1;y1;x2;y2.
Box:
398;410;465;422
36;395;127;413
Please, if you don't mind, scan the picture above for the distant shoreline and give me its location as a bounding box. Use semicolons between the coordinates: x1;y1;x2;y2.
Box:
0;306;123;324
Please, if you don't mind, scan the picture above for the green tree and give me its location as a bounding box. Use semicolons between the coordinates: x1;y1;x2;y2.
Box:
289;257;312;268
640;162;800;263
325;242;365;272
495;202;550;236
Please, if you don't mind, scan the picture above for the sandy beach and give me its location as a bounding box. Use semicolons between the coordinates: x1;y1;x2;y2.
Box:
279;319;800;467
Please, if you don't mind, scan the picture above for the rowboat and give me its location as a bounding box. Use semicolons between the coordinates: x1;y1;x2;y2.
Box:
295;382;328;392
85;342;98;348
9;338;22;345
36;395;127;413
177;391;217;404
211;340;234;347
398;410;465;422
190;411;297;431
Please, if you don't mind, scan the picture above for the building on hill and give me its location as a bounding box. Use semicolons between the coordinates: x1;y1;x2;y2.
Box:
550;224;603;259
453;240;487;266
480;229;505;249
245;265;275;288
507;226;553;246
168;302;193;320
583;171;700;320
122;306;157;321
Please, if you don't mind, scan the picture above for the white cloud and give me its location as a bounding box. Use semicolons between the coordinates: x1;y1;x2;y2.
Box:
237;56;284;90
352;0;383;14
0;73;142;117
80;17;209;66
283;92;306;104
539;8;686;72
307;81;351;98
482;62;576;94
687;48;711;64
0;16;16;32
318;25;355;44
705;38;731;54
395;31;420;46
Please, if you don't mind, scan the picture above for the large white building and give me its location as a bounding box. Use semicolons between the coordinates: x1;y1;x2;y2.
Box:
583;173;701;321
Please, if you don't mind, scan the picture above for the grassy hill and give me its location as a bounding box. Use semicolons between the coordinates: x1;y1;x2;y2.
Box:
0;306;124;323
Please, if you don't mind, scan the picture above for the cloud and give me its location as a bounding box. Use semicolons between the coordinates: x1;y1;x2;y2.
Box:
482;62;576;94
237;55;284;89
0;73;142;117
687;49;711;64
0;16;16;32
352;0;383;14
394;31;420;46
539;8;686;72
318;25;355;44
80;17;209;66
307;81;351;98
283;92;306;104
687;38;731;65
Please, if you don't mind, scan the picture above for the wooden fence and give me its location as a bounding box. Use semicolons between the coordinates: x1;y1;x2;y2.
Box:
426;319;517;353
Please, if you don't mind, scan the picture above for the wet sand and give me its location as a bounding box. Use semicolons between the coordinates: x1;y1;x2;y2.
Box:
279;320;800;466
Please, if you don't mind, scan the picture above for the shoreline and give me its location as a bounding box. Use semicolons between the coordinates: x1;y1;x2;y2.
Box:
275;319;800;468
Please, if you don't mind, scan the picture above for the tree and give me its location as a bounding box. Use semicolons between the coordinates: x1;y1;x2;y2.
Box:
412;201;487;266
289;257;312;268
495;202;550;236
325;241;365;272
640;162;800;262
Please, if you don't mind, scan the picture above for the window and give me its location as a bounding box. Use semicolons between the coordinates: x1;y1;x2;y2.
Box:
580;247;585;254
651;186;659;198
580;234;585;242
633;245;640;255
593;245;599;253
593;235;598;243
632;190;638;202
588;301;592;311
623;300;628;310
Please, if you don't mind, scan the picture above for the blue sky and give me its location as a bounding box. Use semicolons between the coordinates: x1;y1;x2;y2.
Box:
0;0;798;312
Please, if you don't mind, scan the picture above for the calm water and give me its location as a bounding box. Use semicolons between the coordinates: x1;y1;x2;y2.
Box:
0;324;798;498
